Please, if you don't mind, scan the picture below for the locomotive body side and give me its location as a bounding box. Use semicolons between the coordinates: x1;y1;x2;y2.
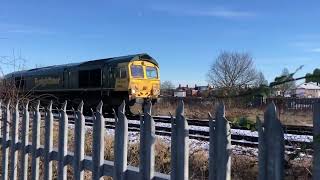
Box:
3;53;160;111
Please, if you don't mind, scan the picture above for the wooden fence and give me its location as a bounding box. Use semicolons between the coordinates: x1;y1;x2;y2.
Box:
0;99;320;180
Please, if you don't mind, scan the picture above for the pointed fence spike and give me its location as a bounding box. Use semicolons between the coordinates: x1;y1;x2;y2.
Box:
58;100;69;180
112;108;117;118
62;100;67;111
36;100;40;111
10;100;20;179
44;100;54;180
25;100;29;111
209;111;215;180
265;102;277;120
140;100;155;180
2;100;10;180
7;99;11;108
78;101;84;113
212;102;231;180
74;101;85;180
48;100;53;111
20;99;30;180
92;101;105;179
171;99;189;180
114;100;128;180
257;116;266;180
96;101;103;113
261;102;284;180
31;99;41;180
119;100;126;113
15;100;19;110
143;101;152;115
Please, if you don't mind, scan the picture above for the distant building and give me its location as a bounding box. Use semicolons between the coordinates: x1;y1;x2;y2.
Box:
174;84;214;97
295;82;320;98
175;84;196;97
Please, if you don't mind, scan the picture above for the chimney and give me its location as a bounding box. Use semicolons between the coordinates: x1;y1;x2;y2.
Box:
186;84;189;88
195;84;197;88
179;84;181;88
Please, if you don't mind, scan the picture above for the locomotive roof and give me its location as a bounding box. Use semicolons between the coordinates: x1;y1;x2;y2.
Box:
5;53;158;78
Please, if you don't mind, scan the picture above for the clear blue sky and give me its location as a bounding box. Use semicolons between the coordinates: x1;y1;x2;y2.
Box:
1;0;320;86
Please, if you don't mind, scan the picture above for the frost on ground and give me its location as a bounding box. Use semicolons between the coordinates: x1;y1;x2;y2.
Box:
65;120;312;179
72;117;312;157
77;121;258;157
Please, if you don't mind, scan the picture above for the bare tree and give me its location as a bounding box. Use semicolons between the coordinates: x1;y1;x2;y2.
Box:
161;80;175;90
207;51;259;90
256;71;268;86
0;50;28;102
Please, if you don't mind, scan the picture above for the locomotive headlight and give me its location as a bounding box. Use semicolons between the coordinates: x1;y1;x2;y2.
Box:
130;89;136;94
152;87;159;95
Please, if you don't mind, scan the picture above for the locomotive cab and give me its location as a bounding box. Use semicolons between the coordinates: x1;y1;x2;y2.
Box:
114;60;160;105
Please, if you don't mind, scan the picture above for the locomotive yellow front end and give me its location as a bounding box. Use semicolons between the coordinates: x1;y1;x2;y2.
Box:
128;60;160;103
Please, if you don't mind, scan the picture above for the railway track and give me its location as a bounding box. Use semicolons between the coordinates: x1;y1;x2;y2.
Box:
47;108;314;136
47;113;313;151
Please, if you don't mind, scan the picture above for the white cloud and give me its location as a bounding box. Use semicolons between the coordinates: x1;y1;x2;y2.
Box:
289;40;320;53
150;4;255;19
0;23;54;35
310;48;320;52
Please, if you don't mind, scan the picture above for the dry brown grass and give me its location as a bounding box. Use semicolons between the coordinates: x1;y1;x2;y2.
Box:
131;99;313;126
0;119;313;179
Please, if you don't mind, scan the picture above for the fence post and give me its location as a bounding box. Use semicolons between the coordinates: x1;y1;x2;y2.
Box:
114;101;128;180
2;100;10;180
10;102;19;180
58;101;69;180
31;100;41;180
257;118;266;180
209;113;214;180
211;103;231;180
313;103;320;179
44;101;54;180
170;111;177;180
258;103;284;180
171;99;189;180
0;100;2;137
73;101;85;180
139;101;155;180
20;102;29;180
92;101;105;180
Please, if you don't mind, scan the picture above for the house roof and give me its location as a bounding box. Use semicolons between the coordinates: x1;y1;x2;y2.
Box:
296;82;320;90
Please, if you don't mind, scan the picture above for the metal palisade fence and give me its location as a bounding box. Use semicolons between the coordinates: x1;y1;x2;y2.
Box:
0;99;320;180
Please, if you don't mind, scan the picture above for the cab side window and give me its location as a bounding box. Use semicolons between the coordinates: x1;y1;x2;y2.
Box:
116;67;127;79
